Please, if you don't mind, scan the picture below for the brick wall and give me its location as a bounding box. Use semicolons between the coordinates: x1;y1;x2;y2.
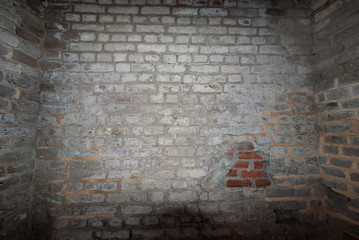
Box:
313;0;359;238
33;0;328;239
0;0;45;239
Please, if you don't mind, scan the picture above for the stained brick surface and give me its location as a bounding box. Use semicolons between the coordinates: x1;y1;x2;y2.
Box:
0;0;358;239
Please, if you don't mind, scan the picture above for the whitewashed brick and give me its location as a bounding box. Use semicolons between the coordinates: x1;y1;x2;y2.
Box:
129;54;144;63
99;15;114;23
97;53;112;62
193;55;208;63
73;24;104;31
82;14;96;22
210;55;224;63
189;65;219;73
128;34;142;42
113;53;127;62
80;32;96;41
162;16;175;24
104;43;135;51
157;64;186;73
145;54;160;62
141;7;170;15
74;4;104;13
168;45;198;53
159;35;173;43
108;6;139;14
111;34;126;42
221;65;250;74
168;26;197;34
178;55;192;63
229;27;257;35
80;53;95;62
94;84;124;93
144;35;157;43
198;26;227;35
260;45;286;55
191;35;206;44
106;24;133;32
70;43;102;52
173;8;198;16
193;84;222;92
163;55;177;63
200;46;229;54
137;25;165;34
138;44;166;53
230;46;258;54
200;8;228;16
82;63;114;72
98;33;109;41
115;63;131;72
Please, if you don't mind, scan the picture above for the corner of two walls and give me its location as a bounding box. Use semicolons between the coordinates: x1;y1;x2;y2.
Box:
313;0;359;238
0;0;46;239
34;0;326;239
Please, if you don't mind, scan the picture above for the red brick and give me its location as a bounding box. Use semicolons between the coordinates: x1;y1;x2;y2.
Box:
226;169;237;177
44;40;67;50
16;27;40;44
233;161;249;168
254;161;266;169
241;170;264;178
255;179;271;187
63;30;80;41
226;179;252;187
40;61;62;70
227;152;234;158
238;152;262;159
12;50;37;67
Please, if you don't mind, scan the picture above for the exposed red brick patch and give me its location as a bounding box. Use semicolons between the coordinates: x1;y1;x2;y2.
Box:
254;161;266;169
227;152;234;158
226;169;237;177
226;179;252;187
255;179;271;187
238;152;262;159
242;170;264;178
233;161;249;168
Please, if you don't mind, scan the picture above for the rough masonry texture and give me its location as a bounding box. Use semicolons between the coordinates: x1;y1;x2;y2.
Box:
0;0;358;239
0;0;44;239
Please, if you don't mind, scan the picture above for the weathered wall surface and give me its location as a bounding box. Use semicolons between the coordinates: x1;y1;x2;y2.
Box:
0;0;44;239
34;0;327;239
313;0;359;238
